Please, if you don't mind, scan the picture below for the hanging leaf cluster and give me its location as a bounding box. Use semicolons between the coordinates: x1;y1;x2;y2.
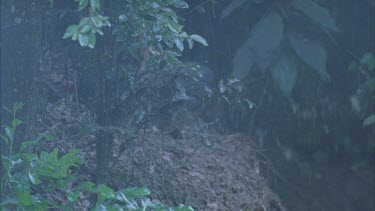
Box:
64;0;208;71
63;0;111;48
114;0;207;68
226;0;338;97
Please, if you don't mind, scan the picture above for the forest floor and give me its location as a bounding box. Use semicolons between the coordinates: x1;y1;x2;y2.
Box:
39;100;286;210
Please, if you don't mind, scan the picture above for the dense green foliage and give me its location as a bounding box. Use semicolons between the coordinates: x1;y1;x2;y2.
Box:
64;0;207;66
0;103;193;210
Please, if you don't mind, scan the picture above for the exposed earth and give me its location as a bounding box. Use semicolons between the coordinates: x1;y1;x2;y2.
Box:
41;100;285;210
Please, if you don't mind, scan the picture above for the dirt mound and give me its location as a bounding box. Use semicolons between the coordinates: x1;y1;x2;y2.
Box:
42;101;285;210
115;129;284;210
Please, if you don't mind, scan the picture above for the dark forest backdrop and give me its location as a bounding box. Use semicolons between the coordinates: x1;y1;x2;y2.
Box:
1;0;374;210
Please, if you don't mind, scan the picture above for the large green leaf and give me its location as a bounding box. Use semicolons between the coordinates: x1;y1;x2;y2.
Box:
292;0;339;32
287;29;330;81
190;34;208;46
233;11;283;79
271;54;298;97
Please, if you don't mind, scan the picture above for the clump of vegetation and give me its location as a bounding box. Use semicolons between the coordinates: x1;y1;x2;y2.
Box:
0;103;193;210
348;52;375;127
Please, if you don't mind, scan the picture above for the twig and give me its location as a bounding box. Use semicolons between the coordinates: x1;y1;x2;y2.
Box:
74;67;80;114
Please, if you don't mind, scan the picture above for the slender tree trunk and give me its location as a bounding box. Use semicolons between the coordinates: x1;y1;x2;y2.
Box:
94;40;114;184
92;0;115;184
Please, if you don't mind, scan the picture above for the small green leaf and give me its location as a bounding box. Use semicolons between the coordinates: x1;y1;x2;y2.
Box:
67;189;80;203
78;34;89;46
1;134;9;146
63;25;79;39
80;24;92;33
12;118;22;128
96;28;104;36
187;38;194;49
90;0;100;11
78;0;89;11
117;187;150;200
103;18;111;27
92;17;103;28
174;38;184;52
190;34;208;46
97;184;115;199
5;127;14;141
78;17;90;27
28;172;41;185
80;182;96;192
168;21;182;33
72;32;79;41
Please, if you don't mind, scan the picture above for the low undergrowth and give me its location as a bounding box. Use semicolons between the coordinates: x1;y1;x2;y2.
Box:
0;103;192;211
